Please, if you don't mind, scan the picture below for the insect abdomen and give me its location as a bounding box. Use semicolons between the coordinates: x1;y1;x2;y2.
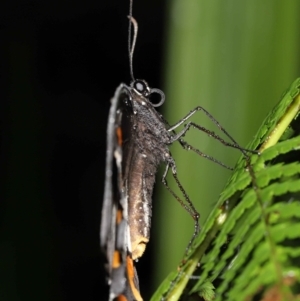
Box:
126;152;157;260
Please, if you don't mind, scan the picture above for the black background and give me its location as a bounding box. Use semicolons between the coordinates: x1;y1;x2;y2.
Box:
1;0;166;300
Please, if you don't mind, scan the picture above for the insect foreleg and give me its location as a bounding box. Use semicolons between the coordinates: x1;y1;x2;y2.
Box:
168;106;256;156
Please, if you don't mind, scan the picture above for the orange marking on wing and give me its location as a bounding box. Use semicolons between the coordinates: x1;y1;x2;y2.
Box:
116;209;123;224
112;251;121;269
116;295;127;301
116;127;123;146
126;256;143;301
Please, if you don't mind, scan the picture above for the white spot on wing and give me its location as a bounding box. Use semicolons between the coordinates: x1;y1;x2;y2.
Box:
141;176;150;234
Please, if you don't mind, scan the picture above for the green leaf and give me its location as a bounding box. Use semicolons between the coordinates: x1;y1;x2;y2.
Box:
151;78;300;301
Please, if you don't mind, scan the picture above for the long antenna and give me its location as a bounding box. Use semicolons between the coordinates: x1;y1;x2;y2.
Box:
128;0;138;81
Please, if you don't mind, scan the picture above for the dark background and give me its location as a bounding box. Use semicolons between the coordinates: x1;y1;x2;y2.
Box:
1;0;165;300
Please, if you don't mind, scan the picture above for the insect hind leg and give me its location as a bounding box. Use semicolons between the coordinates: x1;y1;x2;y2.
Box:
161;157;200;255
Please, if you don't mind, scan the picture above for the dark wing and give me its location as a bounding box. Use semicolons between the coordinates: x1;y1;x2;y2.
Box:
100;84;143;301
100;84;122;269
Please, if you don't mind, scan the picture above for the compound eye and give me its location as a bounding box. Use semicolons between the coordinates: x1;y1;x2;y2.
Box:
133;80;148;95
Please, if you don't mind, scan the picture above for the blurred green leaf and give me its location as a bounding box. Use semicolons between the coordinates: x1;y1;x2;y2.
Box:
152;77;300;300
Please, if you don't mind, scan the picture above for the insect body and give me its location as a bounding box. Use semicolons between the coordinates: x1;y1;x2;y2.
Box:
100;77;241;300
119;80;170;260
100;2;253;300
100;80;172;301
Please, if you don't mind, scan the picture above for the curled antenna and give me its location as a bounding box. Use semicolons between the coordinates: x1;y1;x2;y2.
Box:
128;0;138;81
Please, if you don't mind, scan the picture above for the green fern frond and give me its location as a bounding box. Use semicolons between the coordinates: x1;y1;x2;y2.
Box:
151;79;300;301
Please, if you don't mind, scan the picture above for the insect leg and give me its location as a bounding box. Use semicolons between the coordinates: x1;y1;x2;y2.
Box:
168;121;236;169
170;121;252;153
168;106;257;156
179;138;234;170
161;157;200;254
